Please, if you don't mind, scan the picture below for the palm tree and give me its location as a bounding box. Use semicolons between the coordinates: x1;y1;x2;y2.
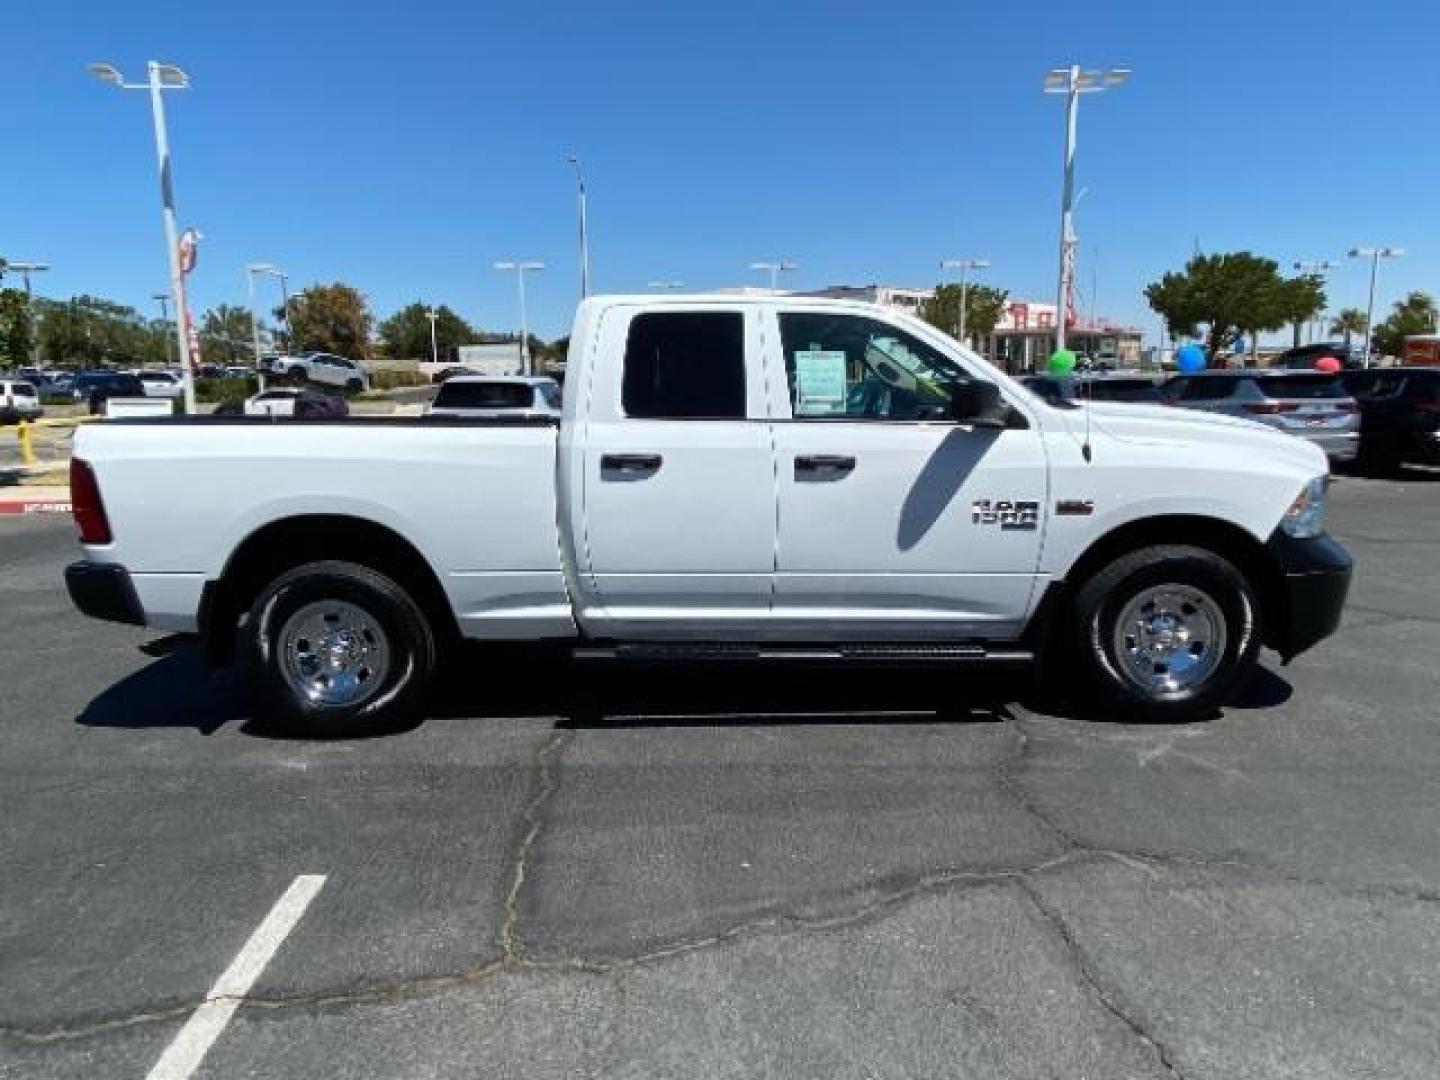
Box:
1329;308;1368;349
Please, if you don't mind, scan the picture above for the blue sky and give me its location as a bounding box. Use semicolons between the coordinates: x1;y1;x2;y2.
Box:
4;0;1438;343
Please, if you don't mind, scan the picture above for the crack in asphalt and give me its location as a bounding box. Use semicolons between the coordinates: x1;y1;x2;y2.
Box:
1018;878;1188;1080
498;730;572;961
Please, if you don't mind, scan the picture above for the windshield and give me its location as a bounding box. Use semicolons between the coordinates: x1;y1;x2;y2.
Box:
1254;374;1349;399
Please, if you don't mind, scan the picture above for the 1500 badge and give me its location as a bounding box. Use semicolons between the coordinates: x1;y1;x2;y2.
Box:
971;499;1040;530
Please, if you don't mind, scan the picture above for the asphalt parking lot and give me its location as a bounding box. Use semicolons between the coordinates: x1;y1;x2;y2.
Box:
3;472;1439;1079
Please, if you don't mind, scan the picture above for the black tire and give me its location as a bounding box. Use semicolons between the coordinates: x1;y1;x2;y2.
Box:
1069;545;1260;723
286;367;308;386
346;378;363;394
243;560;436;737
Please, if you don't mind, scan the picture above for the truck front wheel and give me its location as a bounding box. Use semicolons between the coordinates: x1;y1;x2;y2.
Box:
244;560;436;737
1070;545;1260;722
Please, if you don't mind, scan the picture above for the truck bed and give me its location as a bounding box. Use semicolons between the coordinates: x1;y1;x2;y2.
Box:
74;416;574;638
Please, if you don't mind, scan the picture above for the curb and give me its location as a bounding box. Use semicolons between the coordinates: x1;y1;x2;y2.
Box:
0;486;72;515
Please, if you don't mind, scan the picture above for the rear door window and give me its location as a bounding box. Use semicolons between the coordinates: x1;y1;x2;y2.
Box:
622;311;745;420
1179;376;1235;401
434;382;536;409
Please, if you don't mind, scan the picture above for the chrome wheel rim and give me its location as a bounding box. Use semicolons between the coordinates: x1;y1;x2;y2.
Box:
278;600;391;707
1112;584;1227;697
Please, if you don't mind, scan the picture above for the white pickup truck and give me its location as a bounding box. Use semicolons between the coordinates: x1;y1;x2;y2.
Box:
65;295;1352;735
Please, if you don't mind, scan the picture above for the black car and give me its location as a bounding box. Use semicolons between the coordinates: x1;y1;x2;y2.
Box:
1274;342;1360;370
431;365;478;384
73;371;147;415
1339;367;1440;472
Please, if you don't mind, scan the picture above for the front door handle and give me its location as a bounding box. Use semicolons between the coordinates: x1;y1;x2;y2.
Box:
795;454;856;475
601;453;663;474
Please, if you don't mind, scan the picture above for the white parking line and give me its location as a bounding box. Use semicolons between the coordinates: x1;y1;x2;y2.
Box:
146;874;327;1080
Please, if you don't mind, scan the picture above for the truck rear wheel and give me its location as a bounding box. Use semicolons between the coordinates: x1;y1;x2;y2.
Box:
1070;545;1260;722
244;560;436;737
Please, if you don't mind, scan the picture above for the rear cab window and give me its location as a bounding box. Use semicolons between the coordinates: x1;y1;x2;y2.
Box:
434;381;537;409
621;311;746;419
1254;374;1348;400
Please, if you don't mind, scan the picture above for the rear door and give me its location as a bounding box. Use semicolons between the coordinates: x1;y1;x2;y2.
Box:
764;307;1047;640
576;306;776;638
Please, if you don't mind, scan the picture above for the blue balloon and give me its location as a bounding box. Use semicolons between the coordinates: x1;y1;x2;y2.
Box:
1176;343;1206;373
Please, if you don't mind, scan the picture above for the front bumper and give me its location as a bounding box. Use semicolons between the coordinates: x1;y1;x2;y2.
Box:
1264;531;1352;662
65;561;146;627
1300;430;1361;463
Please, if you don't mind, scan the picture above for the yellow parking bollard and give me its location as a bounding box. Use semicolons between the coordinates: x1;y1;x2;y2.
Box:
17;420;37;467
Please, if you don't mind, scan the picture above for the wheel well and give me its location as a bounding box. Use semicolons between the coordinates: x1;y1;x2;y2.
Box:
1059;515;1284;647
200;515;458;667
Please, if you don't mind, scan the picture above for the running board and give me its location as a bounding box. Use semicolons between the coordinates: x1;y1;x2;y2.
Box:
572;642;1034;665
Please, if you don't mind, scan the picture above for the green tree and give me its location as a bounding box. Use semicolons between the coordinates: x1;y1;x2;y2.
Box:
1328;308;1368;349
286;283;373;359
1372;292;1438;358
200;304;257;366
1277;274;1327;347
920;284;1009;348
377;302;476;363
0;288;35;366
1144;252;1291;359
35;295;164;368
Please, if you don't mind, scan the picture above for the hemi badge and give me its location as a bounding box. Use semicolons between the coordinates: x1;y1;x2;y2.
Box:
1056;499;1095;516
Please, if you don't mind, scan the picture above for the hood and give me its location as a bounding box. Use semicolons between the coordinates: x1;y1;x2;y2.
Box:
1068;401;1328;474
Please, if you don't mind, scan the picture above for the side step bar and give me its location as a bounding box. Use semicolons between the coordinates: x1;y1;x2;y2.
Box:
572;642;1034;665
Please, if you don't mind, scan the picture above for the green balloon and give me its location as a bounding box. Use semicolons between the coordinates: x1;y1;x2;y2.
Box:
1047;348;1077;375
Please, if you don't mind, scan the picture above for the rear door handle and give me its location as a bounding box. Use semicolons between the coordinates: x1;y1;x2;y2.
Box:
794;454;856;474
601;453;663;473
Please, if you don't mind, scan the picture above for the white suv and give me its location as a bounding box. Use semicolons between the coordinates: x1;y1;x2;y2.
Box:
1;378;42;422
265;352;370;392
135;370;185;399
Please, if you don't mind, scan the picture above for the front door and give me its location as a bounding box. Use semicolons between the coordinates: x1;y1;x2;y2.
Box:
577;306;776;639
765;308;1048;640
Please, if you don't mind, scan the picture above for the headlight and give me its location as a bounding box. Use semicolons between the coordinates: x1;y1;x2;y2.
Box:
1280;476;1328;539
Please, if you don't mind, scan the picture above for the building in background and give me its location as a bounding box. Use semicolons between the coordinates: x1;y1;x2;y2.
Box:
987;300;1143;373
793;284;935;316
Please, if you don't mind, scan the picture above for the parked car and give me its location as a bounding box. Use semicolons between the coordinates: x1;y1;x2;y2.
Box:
72;371;149;416
1021;374;1163;406
135;370;185;399
425;375;562;419
1273;342;1360;370
0;379;43;422
216;388;348;418
65;294;1351;736
262;352;369;392
1160;370;1360;463
1339;367;1440;472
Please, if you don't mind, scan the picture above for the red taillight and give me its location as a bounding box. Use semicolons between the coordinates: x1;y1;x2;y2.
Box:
1416;399;1440;414
70;459;112;545
1243;401;1298;415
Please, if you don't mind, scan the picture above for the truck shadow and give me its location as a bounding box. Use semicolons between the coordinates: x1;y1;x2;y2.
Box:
74;639;1293;739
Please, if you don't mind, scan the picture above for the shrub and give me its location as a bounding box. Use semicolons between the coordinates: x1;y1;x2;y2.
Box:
194;377;258;403
368;369;428;391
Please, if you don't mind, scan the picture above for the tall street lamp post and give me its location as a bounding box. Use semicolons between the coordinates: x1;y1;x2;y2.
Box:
494;261;545;374
940;257;990;346
89;60;196;413
152;291;175;366
749;261;797;292
426;307;440;366
1348;246;1403;367
7;261;50;366
1043;65;1129;355
566;156;590;299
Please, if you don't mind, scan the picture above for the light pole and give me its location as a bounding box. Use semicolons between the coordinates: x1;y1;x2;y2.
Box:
151;291;176;366
89;60;196;413
566;155;590;299
248;263;292;354
1292;260;1336;344
749;261;797;292
1043;65;1129;355
647;280;686;291
494;261;545;374
940;258;989;346
425;307;440;366
6;261;49;367
1348;247;1403;366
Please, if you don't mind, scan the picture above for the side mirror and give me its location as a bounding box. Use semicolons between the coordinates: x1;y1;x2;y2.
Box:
950;380;1009;428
